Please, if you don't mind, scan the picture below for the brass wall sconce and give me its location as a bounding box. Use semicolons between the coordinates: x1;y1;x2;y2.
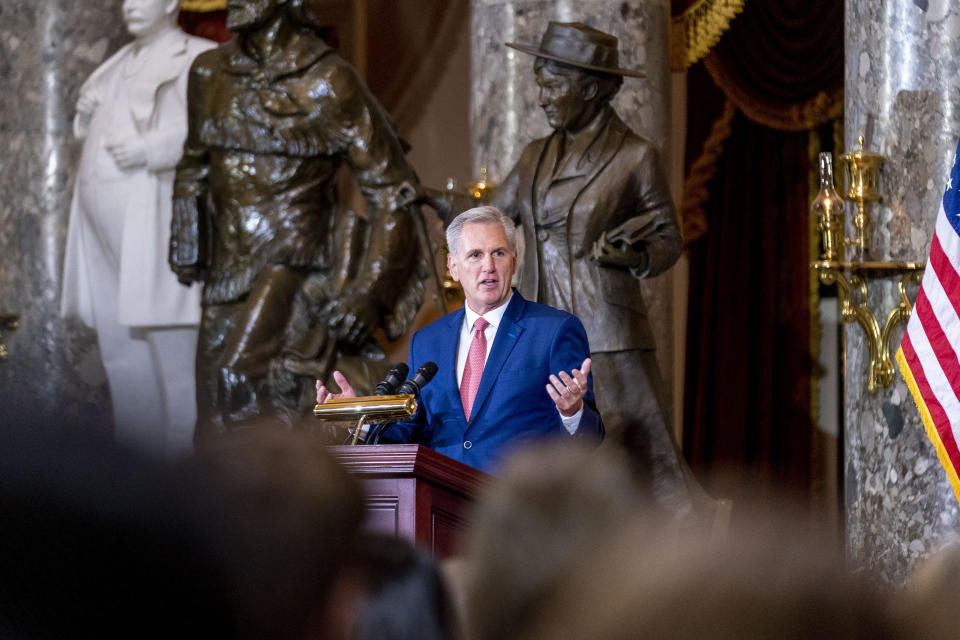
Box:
0;313;19;361
810;141;924;393
838;136;884;259
440;168;498;305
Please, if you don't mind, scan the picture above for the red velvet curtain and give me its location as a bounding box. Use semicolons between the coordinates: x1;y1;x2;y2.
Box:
682;0;843;504
179;11;232;43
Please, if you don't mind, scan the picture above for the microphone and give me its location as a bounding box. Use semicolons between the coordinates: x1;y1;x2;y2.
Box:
375;363;409;396
396;362;438;397
367;362;438;445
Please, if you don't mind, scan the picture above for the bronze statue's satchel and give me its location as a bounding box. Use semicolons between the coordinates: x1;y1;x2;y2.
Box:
169;193;213;283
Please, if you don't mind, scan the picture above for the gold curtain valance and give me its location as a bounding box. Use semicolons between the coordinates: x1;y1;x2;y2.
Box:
181;0;226;11
671;0;745;72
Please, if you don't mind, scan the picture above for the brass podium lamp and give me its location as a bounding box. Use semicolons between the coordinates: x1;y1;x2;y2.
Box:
314;394;418;445
810;139;924;393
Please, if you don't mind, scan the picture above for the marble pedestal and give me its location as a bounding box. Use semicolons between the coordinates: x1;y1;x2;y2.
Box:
844;0;960;585
0;2;127;427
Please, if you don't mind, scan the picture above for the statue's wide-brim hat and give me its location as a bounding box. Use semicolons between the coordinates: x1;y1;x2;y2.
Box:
505;21;644;78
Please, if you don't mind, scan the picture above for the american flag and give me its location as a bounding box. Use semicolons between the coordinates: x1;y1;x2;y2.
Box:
897;138;960;506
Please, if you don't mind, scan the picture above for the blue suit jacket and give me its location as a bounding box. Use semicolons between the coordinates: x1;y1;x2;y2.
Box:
381;291;603;474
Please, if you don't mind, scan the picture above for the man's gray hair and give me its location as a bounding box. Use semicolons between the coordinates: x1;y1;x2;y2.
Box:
446;205;517;257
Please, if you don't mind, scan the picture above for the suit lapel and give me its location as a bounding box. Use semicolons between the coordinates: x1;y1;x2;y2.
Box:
533;132;560;222
570;113;628;242
444;307;465;404
572;113;625;207
465;294;525;429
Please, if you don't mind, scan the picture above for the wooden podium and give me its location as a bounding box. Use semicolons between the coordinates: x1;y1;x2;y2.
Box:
329;444;490;557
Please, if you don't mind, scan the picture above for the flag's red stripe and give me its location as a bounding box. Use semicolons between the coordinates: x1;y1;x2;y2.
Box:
901;332;960;469
929;232;960;321
914;285;960;403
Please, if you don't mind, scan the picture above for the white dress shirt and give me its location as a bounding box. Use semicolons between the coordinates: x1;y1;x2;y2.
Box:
457;292;583;434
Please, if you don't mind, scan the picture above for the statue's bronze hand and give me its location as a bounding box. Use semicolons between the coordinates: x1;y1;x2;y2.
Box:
590;232;647;271
395;182;450;215
326;290;380;347
172;264;202;286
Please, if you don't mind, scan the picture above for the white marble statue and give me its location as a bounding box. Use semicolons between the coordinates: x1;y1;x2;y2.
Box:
60;0;216;457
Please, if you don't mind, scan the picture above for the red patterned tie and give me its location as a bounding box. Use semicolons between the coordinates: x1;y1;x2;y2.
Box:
461;317;489;420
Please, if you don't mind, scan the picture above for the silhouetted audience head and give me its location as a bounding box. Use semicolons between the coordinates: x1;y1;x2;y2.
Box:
896;541;960;638
347;534;457;640
0;418;371;639
463;441;658;640
518;516;926;640
0;419;235;638
188;426;365;640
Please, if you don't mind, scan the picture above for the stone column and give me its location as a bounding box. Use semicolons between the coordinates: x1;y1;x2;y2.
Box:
845;0;960;584
0;2;127;425
470;0;676;407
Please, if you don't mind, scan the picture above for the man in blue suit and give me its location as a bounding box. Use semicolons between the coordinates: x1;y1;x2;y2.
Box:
318;206;603;473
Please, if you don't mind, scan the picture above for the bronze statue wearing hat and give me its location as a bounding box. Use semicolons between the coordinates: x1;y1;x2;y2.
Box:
424;22;696;514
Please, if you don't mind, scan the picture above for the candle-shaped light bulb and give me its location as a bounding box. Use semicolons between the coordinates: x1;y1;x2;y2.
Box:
812;152;845;261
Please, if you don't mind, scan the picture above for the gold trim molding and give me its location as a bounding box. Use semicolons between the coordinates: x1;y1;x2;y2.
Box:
181;0;226;12
671;0;746;72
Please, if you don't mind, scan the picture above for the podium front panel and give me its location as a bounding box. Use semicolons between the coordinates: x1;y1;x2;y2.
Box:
329;444;489;557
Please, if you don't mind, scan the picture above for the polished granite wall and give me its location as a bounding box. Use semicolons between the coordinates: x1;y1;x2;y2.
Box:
845;0;960;585
0;2;127;425
470;0;677;405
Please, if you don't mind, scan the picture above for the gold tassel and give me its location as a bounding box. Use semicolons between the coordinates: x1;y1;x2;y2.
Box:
671;0;746;72
181;0;226;12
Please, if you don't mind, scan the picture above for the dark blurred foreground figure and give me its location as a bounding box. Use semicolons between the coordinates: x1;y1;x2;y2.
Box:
0;418;365;640
898;542;960;636
187;427;365;640
0;421;234;638
463;441;662;640
347;534;458;640
517;511;944;640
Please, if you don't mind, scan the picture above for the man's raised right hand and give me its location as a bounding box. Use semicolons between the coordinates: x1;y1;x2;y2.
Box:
315;370;358;403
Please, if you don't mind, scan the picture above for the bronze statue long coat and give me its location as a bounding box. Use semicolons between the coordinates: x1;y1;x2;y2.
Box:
492;105;689;508
492;105;682;354
170;27;424;431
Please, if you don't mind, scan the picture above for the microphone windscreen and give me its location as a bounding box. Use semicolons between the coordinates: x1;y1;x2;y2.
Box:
375;363;410;395
396;362;439;397
419;361;438;382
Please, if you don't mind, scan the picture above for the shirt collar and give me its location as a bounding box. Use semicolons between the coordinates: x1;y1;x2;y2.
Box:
463;291;513;334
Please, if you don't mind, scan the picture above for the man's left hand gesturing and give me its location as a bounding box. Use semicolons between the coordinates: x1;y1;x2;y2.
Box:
546;357;591;417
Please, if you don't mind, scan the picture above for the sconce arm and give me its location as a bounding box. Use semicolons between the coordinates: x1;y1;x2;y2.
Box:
811;261;923;393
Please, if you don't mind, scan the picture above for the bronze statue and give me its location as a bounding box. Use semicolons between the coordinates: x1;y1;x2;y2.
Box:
425;22;694;512
170;0;433;436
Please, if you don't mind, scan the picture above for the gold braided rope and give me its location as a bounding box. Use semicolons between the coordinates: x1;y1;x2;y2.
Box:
670;0;746;72
181;0;226;11
679;98;738;244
